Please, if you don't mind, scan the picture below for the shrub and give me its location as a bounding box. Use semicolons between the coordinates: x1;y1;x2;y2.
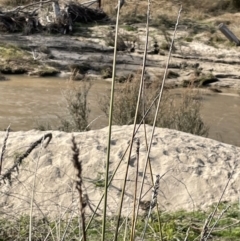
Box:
100;74;157;125
59;82;92;132
35;81;92;132
100;74;209;137
159;88;209;137
230;0;240;9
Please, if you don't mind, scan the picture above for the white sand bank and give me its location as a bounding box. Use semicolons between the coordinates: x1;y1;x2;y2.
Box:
0;125;240;218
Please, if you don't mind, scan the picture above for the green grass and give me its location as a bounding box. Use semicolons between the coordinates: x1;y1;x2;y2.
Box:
0;43;49;74
0;43;30;60
122;25;138;32
0;202;239;240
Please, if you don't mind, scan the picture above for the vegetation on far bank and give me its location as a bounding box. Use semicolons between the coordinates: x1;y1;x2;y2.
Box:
1;0;239;77
0;43;59;76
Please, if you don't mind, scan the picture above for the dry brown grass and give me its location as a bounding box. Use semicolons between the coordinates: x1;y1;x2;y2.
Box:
100;73;209;137
0;0;239;17
1;0;239;23
96;0;240;22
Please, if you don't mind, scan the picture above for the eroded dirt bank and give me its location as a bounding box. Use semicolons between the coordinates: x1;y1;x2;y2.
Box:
1;23;240;90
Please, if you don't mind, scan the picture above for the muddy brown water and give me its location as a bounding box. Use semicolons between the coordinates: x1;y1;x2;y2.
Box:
0;75;239;146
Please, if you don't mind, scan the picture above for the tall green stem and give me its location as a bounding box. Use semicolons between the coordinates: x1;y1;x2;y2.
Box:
113;0;153;239
133;4;182;231
101;1;121;240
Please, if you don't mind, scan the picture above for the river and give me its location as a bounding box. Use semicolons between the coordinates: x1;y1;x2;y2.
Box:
0;75;239;146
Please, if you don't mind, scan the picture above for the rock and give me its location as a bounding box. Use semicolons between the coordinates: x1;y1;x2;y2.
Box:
28;67;59;77
0;72;8;81
0;66;27;74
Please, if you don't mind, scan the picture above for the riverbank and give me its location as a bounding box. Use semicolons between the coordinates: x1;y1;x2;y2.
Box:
1;20;240;90
1;125;240;239
1;125;240;217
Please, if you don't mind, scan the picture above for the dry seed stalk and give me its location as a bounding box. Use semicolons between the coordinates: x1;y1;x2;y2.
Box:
103;0;121;239
130;139;140;241
0;133;52;185
71;136;86;241
141;174;160;240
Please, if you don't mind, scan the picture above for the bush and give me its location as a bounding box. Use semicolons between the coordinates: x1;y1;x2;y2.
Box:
230;0;240;9
36;82;92;132
100;74;156;125
100;74;209;137
159;89;209;137
58;82;92;132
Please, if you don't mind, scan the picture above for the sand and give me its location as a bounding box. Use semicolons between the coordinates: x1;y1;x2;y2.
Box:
0;125;240;219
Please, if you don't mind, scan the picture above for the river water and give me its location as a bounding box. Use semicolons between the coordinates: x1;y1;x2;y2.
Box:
0;75;240;146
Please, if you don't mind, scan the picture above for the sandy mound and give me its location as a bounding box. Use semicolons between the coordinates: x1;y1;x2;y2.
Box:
0;125;240;219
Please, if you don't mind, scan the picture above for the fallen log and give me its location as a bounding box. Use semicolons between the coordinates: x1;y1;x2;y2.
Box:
218;23;240;46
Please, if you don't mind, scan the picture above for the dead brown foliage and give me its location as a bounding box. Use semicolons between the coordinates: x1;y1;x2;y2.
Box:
100;73;209;137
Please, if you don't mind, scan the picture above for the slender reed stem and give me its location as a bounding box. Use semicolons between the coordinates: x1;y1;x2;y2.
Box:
136;4;162;238
140;2;153;232
201;168;235;241
0;124;10;175
101;1;121;239
134;4;182;228
142;125;163;240
113;1;151;239
29;137;45;241
130;139;140;241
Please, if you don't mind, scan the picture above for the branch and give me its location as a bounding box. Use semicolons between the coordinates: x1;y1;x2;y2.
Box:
6;0;54;13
